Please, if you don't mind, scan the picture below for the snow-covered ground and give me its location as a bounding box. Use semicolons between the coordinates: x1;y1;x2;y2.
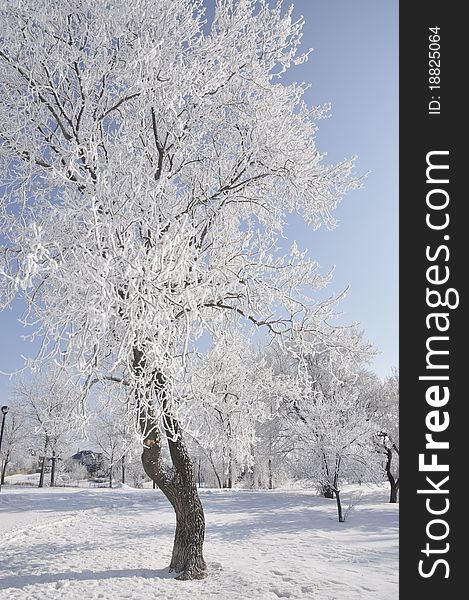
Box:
0;482;398;599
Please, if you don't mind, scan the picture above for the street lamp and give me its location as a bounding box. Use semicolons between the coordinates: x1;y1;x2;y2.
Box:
0;405;10;492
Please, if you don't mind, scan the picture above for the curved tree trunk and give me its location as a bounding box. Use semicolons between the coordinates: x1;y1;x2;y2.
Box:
135;350;207;580
188;438;222;488
140;421;207;580
208;455;222;489
333;458;344;522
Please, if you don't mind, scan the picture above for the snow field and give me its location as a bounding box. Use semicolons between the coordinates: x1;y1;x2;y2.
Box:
0;484;398;599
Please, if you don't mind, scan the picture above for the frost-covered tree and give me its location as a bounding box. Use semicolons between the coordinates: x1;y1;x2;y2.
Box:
268;326;379;510
263;330;374;496
12;367;80;487
187;333;290;488
297;386;379;522
0;398;27;484
372;370;399;503
0;0;361;579
90;389;135;487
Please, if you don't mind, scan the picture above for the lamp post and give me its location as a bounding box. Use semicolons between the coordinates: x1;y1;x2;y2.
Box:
0;405;10;492
50;451;57;487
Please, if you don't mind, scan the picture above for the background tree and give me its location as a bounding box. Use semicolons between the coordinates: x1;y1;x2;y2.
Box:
12;367;79;487
90;388;134;488
0;399;27;484
298;385;380;522
1;0;361;579
372;370;399;503
186;333;289;489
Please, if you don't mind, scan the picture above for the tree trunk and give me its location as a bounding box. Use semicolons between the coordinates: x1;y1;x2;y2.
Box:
389;479;399;503
192;442;221;488
385;448;399;503
38;437;49;488
321;453;335;498
135;353;207;580
141;425;207;579
268;458;273;490
333;458;344;522
121;455;125;484
168;477;207;580
109;464;113;488
214;467;222;489
202;448;221;488
334;489;344;522
322;483;334;499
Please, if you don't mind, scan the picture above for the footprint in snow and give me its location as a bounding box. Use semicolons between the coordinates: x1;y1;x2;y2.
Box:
271;589;292;598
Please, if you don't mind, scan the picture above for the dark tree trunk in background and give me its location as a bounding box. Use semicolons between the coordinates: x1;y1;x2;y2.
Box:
268;458;273;490
385;448;399;503
389;479;399;503
334;490;344;522
109;463;113;488
134;350;207;580
204;450;222;488
214;468;222;489
38;437;49;488
321;454;334;498
121;455;125;484
333;459;344;522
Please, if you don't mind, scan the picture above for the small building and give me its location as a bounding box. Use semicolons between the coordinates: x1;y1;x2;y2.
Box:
68;449;104;476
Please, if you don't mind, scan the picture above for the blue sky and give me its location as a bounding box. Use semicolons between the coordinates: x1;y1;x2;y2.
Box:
0;1;398;400
284;0;398;378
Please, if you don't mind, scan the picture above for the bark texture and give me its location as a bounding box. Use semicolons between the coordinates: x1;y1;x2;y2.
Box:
140;423;207;579
135;350;207;580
